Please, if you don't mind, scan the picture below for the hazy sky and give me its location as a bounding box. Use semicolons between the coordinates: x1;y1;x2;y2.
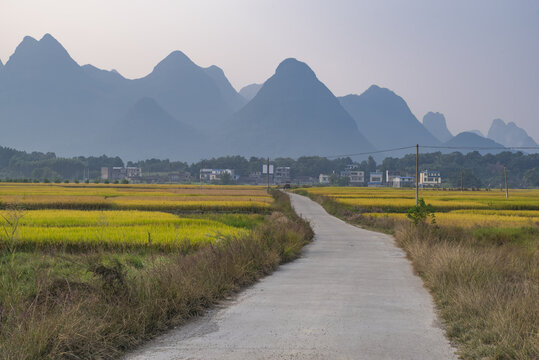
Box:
1;0;538;141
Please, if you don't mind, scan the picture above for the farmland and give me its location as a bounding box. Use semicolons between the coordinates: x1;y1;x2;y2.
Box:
0;183;272;211
295;186;539;359
0;183;312;359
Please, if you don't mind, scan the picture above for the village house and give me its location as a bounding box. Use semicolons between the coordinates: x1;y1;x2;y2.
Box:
319;174;330;184
341;164;365;186
199;169;237;182
420;170;442;187
274;166;291;184
101;167;142;181
386;170;415;188
368;171;384;187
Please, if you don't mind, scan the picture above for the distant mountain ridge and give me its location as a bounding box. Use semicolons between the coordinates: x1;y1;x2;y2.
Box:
423;112;453;142
0;34;242;160
0;33;535;161
221;58;374;158
487;119;538;147
444;132;506;154
105;97;201;160
239;83;262;101
339;86;441;157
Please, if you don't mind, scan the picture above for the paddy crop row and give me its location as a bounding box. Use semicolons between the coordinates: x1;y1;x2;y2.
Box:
304;187;539;211
0;210;259;251
0;183;272;212
361;211;538;228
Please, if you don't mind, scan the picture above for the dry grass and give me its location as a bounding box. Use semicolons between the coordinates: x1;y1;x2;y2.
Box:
298;190;538;360
0;190;313;359
395;223;538;360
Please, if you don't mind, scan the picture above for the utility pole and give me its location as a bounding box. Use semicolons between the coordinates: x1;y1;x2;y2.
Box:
461;171;463;192
266;157;270;192
415;144;419;207
504;166;508;198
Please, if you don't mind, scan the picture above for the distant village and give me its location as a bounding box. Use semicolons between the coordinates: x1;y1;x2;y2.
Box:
101;165;442;188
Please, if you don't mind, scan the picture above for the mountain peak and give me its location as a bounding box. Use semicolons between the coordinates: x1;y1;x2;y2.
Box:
4;33;79;75
152;50;197;73
40;33;57;42
339;86;441;151
275;58;316;78
363;84;397;97
252;58;328;104
423;112;453;142
205;65;224;76
487;118;537;147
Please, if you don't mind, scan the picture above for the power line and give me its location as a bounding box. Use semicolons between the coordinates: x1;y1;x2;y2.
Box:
325;146;416;159
421;145;539;151
323;145;539;159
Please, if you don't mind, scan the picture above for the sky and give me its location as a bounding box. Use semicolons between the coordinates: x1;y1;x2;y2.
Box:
1;0;538;141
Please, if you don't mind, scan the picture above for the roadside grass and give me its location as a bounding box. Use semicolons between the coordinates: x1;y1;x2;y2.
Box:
296;190;538;360
0;190;313;359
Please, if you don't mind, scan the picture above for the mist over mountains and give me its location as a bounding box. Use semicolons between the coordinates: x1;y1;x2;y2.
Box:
0;34;536;161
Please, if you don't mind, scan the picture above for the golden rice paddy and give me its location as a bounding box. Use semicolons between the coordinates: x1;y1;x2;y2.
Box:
0;183;272;250
0;183;272;211
299;187;539;228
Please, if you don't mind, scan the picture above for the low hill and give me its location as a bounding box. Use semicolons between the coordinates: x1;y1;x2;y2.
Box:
443;132;506;154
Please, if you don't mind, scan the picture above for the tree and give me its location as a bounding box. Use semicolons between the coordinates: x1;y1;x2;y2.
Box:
219;172;233;185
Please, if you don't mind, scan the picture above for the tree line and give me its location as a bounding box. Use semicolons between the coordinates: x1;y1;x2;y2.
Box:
0;145;537;188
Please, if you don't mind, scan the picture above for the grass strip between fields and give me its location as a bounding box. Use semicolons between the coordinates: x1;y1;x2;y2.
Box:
294;189;538;360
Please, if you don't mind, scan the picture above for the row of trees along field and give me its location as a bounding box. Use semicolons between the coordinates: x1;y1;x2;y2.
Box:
0;145;538;188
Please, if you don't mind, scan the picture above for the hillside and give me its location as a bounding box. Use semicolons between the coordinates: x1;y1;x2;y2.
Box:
220;58;374;158
0;34;242;159
444;132;506;154
487;119;538;147
423;112;453;142
239;83;262;101
339;86;441;154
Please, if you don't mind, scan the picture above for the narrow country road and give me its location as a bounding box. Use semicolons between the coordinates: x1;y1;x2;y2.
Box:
124;193;457;360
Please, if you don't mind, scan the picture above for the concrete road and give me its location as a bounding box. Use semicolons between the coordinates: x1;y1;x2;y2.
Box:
124;193;457;360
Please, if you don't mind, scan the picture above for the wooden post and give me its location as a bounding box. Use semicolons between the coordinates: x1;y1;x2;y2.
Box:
415;144;419;207
267;157;270;192
504;166;508;198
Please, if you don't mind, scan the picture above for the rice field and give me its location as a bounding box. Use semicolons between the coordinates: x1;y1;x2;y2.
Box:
297;187;539;228
0;183;272;250
0;183;272;212
361;211;538;228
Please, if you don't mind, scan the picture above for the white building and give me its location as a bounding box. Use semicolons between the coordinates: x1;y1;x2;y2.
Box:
200;169;236;182
391;176;415;188
101;167;142;180
341;165;365;186
368;171;384;187
274;166;291;184
420;170;441;186
319;174;330;184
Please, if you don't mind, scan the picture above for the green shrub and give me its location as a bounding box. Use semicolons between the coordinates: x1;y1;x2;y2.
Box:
406;198;436;225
